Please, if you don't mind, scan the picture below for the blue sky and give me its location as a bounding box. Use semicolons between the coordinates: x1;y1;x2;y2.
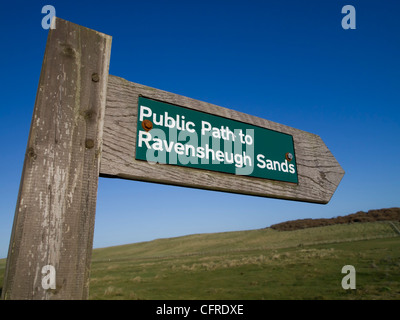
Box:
0;1;399;258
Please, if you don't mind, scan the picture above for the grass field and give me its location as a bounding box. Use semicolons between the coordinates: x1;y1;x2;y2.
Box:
1;221;399;299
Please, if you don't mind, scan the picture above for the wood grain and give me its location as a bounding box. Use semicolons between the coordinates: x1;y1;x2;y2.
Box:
2;18;112;300
100;75;344;204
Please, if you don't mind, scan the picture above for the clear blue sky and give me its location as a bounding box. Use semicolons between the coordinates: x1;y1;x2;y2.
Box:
0;1;399;258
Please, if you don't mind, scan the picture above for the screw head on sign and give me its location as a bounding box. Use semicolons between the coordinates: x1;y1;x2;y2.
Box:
85;139;95;149
285;152;293;162
92;73;100;82
142;119;153;132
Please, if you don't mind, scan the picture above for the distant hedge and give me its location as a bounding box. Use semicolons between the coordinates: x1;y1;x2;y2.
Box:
270;207;400;231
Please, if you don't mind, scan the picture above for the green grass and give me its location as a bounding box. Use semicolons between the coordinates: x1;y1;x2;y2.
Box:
1;221;399;299
88;221;400;300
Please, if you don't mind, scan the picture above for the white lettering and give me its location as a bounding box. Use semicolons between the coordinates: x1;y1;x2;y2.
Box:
139;105;152;121
156;304;190;317
200;304;244;315
257;154;266;169
138;131;151;148
201;121;212;136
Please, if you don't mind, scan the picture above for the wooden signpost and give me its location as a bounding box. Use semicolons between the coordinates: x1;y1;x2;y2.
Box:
1;18;344;300
101;77;344;203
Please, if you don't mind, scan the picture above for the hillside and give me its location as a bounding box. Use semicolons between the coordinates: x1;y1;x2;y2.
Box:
88;220;400;300
270;207;400;231
91;208;400;261
91;220;399;261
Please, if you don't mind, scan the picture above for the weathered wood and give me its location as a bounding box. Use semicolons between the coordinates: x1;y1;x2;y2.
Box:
1;18;112;300
100;76;344;204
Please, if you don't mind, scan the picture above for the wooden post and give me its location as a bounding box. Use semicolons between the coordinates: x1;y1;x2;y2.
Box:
1;18;112;300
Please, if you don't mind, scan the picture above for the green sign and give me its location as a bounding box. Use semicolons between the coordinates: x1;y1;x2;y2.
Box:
135;97;298;183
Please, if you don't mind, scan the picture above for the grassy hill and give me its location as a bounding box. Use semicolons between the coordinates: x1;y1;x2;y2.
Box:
1;212;399;300
88;220;400;300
